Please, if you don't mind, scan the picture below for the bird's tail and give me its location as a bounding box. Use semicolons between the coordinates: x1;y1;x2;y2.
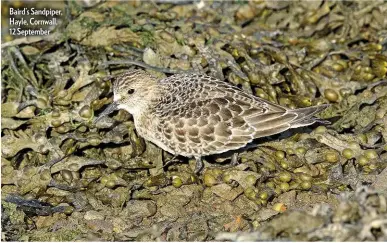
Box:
289;104;330;128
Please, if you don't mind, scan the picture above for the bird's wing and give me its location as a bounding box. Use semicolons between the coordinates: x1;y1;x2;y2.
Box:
155;74;328;156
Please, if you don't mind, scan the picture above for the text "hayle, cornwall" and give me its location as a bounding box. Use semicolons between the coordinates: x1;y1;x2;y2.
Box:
10;17;58;26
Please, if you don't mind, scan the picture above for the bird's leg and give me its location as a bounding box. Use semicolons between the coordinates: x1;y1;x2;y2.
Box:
230;153;239;166
194;156;204;174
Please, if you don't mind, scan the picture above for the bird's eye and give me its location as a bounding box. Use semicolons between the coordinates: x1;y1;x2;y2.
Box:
127;89;135;95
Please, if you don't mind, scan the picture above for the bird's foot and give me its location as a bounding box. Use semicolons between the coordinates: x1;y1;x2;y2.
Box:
162;156;183;169
37;155;66;174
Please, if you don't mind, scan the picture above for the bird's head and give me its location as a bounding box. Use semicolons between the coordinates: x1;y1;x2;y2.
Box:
95;70;160;122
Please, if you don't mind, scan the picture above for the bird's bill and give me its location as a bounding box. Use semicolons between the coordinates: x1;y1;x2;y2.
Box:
93;101;118;123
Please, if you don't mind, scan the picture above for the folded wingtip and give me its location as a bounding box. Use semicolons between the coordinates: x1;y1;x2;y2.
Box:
315;118;331;125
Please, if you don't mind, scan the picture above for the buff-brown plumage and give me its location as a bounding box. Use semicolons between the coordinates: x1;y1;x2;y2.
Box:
98;69;328;172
